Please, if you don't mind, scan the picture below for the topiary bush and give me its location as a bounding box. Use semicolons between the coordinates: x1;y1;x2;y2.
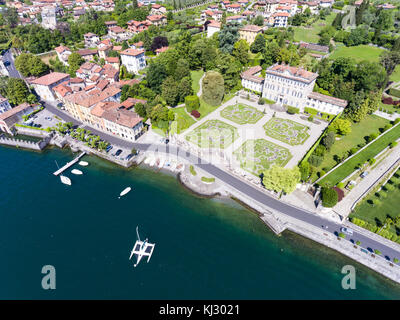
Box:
202;71;224;106
185;95;200;113
321;187;338;208
191;110;200;118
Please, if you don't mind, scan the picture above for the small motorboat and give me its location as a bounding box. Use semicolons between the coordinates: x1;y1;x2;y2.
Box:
119;187;131;199
60;175;71;186
79;161;89;166
71;169;83;175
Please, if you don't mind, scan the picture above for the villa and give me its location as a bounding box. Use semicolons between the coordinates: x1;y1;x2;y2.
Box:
120;48;146;74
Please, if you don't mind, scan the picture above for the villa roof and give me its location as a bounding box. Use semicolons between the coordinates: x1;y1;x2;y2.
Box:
241;66;264;83
102;108;143;128
266;64;318;83
120;48;145;57
240;24;263;32
308;92;347;108
31;72;70;86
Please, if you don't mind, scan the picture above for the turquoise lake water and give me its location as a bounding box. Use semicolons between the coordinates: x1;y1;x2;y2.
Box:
1;146;400;299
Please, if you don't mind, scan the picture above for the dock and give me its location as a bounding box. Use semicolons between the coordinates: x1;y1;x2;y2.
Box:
53;152;86;176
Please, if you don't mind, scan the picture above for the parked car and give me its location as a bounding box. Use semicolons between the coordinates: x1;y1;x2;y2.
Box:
340;227;353;236
125;154;134;160
3;61;10;66
106;145;113;152
360;248;368;254
115;149;122;156
360;171;369;179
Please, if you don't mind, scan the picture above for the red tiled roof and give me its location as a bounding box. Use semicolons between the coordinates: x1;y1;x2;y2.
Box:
31;72;70;86
308;92;347;108
267;64;317;83
120;48;145;57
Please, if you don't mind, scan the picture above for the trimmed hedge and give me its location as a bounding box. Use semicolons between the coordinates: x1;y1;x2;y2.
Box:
185;95;200;113
286;105;299;114
389;87;400;98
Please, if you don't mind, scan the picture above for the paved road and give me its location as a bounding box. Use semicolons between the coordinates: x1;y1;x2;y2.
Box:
44;102;400;263
3;49;22;79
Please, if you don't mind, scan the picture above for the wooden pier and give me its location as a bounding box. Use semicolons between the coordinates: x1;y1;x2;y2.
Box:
53;152;86;176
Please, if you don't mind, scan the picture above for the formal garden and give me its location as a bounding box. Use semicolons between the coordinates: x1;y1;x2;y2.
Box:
220;104;264;125
350;167;400;244
263;118;310;146
185;120;238;149
233;139;292;176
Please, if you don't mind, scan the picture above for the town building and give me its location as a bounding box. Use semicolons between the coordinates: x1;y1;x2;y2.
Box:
239;25;263;44
120;48;146;74
0;103;35;134
55;45;72;65
108;26;132;42
41;6;57;29
102;108;144;141
0;95;11;114
241;66;264;94
31;72;70;101
84;33;100;47
206;20;221;38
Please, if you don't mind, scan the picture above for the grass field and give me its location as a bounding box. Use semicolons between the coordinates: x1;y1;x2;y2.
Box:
390;65;400;82
350;168;400;241
318;115;390;171
220;104;264;125
170;107;196;134
185;120;238;149
329;44;384;63
263;117;310;146
293;13;336;43
320;123;400;186
234;139;292;176
190;70;204;95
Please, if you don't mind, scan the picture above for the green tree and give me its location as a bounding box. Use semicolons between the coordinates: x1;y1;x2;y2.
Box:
185;95;200;113
174;58;191;81
250;33;266;54
7;78;30;106
161;76;179;106
15;53;49;77
68;52;84;77
262;166;301;194
202;71;225;106
232;39;249;66
322;131;335;150
178;76;193;102
219;23;239;54
147;61;168;93
321;187;338;208
330;118;352;135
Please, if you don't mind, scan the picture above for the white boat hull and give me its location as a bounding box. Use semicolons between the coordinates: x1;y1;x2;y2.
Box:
71;169;83;175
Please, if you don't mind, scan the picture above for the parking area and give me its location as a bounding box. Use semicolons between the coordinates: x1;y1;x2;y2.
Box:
27;109;62;129
105;144;135;161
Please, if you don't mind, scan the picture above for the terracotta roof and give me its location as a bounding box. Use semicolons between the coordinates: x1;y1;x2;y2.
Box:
31;72;70;86
53;82;72;97
105;56;119;63
120;97;147;109
308;92;347;108
208;20;221;28
77;49;98;56
120;48;145;57
267;64;318;83
241;66;264;83
91;101;119;117
240;24;263;32
102;108;143;128
55;45;70;54
273;11;290;17
109;26;126;33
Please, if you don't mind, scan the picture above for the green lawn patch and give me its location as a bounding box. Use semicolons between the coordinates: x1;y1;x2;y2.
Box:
390;65;400;82
190;69;204;95
220;104;264;125
170;106;196;134
233;139;292;176
185;120;238;149
318;115;390;171
320;123;400;186
201;176;215;183
263;117;310;145
329;44;384;63
190;165;197;176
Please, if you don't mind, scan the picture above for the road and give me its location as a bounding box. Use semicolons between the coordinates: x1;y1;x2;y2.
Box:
44;102;400;263
3;49;22;79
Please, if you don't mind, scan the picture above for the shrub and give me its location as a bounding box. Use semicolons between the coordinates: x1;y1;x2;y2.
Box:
390;141;398;148
337;182;345;189
314;145;326;156
368;133;379;142
258;98;265;105
308;115;314;122
190;165;197;176
394;118;400;125
394;258;399;263
368;158;376;165
201;176;215;183
185;95;200;113
338;232;346;238
286;105;299;114
321;187;338;208
191;110;200;118
349;147;358;155
374;249;381;255
383;124;393;132
356;240;361;246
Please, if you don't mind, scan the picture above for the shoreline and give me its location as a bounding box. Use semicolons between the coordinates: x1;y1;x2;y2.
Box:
2;138;400;286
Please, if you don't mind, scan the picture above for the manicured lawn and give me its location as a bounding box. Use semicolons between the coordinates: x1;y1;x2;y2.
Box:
293;13;336;43
221;104;264;125
350;169;400;241
234;139;292;176
263;117;309;145
190;70;204;95
320;123;400;186
198;98;218;120
185;120;238;149
390;65;400;82
329;44;384;63
319;115;389;171
170;107;196;134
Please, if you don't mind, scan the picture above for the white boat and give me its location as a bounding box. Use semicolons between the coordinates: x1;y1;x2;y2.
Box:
129;226;155;267
149;157;156;167
60;175;71;185
79;161;89;166
144;157;150;164
119;187;131;199
71;169;83;175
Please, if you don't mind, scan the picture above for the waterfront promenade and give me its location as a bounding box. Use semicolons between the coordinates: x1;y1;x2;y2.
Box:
43;102;400;281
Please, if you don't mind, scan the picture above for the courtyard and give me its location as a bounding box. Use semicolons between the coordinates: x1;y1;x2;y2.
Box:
263;117;310;146
185;119;238;149
233;139;292;176
220;104;264;125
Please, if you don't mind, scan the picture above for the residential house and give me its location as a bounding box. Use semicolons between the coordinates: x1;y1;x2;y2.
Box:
84;33;100;47
77;49;98;62
127;20;152;34
239;24;263;43
55;45;71;65
0;103;35;134
146;15;167;27
206;20;221;38
120;48;146;74
31;72;70;101
108;26;132;42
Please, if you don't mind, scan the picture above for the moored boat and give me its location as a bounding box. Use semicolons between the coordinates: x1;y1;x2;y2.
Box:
79;161;89;166
60;175;71;185
71;169;83;175
119;187;131;198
